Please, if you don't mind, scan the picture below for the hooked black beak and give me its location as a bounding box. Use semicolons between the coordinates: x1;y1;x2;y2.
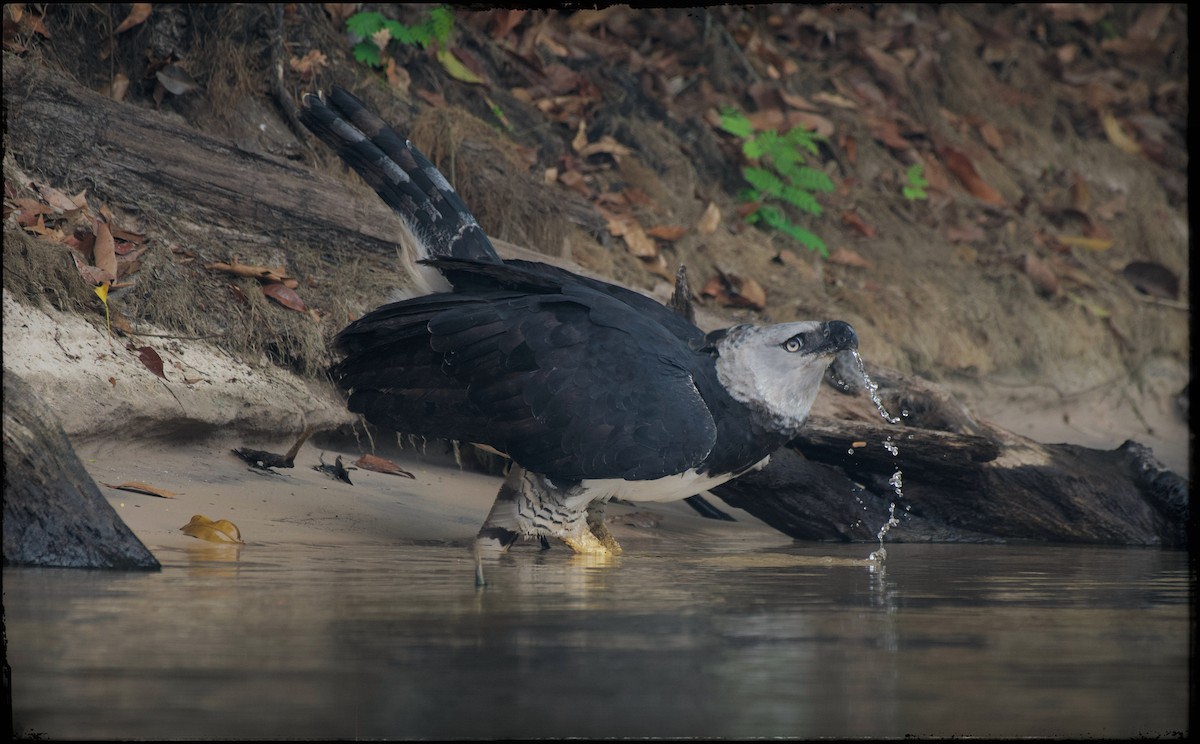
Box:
821;320;858;353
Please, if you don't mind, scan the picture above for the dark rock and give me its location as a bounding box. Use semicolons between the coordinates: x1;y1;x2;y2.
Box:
3;372;160;570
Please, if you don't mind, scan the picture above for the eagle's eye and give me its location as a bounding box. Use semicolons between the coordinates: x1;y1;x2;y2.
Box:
784;336;802;353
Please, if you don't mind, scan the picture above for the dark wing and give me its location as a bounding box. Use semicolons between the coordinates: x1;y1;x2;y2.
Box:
299;86;498;263
333;286;718;482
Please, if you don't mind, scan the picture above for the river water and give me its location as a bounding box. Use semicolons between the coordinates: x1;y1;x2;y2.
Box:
6;531;1190;740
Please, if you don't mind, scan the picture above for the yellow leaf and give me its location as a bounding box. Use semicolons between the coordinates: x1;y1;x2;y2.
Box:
436;46;484;85
181;514;243;544
1057;235;1113;251
1100;111;1141;156
95;283;112;337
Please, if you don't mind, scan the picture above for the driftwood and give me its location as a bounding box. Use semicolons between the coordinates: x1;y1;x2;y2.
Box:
3;372;160;569
4;56;1188;550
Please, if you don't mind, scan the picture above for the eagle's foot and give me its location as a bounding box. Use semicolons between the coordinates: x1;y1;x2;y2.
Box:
586;502;623;555
560;527;614;556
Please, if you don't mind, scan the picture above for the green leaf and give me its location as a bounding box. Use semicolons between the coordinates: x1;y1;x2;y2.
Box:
428;5;454;43
719;107;753;139
787;166;834;194
743;166;785;199
385;18;420;46
905;163;928;188
352;40;382;67
346;11;387;39
780;186;823;216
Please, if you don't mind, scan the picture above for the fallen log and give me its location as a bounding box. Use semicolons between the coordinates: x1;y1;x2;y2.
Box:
713;370;1189;548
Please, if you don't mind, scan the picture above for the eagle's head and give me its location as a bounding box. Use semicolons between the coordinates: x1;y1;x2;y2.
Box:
712;320;858;433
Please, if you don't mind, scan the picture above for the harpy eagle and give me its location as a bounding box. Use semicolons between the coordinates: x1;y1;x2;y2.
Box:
299;87;857;556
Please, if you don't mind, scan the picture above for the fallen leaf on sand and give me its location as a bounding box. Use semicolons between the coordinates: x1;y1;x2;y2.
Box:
181;514;243;544
135;345;167;379
103;481;178;499
827;246;871;268
938;146;1005;205
355;453;416;479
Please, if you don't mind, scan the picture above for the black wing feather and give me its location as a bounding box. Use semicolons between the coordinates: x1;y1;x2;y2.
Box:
333;284;718;481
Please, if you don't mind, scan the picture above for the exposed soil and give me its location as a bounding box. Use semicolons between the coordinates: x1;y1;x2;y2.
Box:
2;5;1190;475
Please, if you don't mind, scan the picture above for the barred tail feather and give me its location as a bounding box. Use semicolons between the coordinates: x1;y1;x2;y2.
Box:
299;86;501;272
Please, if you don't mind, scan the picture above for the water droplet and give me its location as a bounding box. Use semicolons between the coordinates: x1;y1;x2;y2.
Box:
850;350;901;425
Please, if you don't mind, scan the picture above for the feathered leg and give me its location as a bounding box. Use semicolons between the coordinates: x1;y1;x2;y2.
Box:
474;465;613;556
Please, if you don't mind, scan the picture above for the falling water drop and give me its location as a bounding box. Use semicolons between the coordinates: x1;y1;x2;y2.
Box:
849;350;907;562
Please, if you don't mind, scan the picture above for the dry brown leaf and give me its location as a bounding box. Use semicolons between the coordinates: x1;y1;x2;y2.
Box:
840;210;875;238
978;122;1004;151
572;120;589;153
34;182;79;212
696;202;721;234
135;345;167;379
578;135;632;160
646;224;688;241
114;3;151;34
93;219;118;282
103;481;178;499
745;108;785;132
322;3;358;22
262;282;307;312
604;212;657;258
181;514;243;544
71;251;111;285
489;8;527;40
786;111;834;138
827;246;871;269
701;271;767;311
557;169;591;197
355;453;416;479
780;91;819;111
938;146;1004;205
812;91;858;110
289;49;328;81
868;117;911;151
640;254;675;282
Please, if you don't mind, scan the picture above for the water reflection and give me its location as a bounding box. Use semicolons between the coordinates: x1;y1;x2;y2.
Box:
6;542;1188;739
